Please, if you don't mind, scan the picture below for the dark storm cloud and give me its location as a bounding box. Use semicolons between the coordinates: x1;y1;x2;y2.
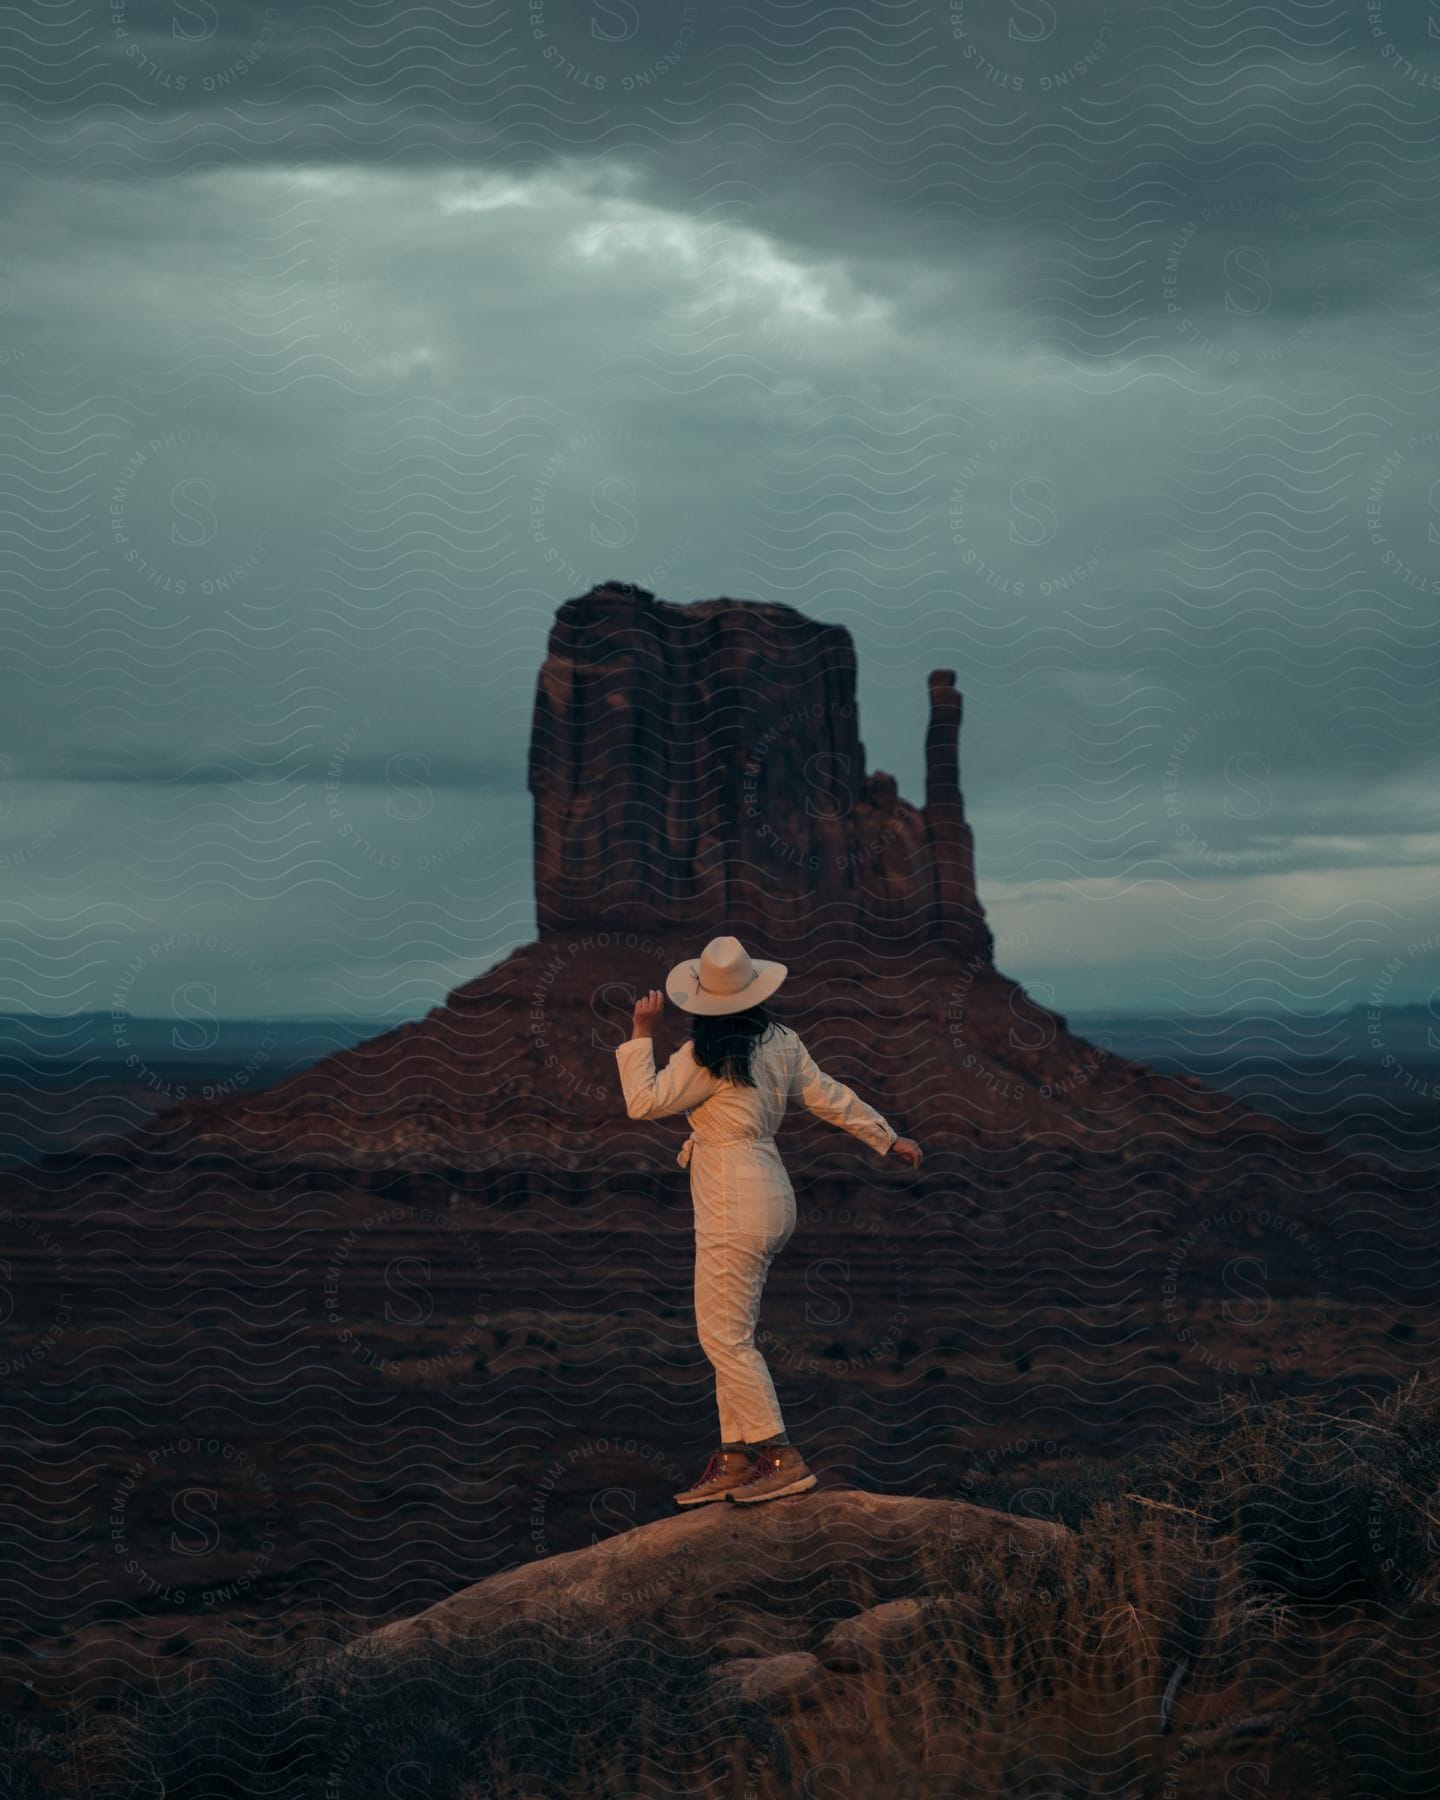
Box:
1;0;1438;1018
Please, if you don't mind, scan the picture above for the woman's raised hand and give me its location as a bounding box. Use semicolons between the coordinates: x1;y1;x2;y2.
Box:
889;1136;923;1168
631;987;665;1037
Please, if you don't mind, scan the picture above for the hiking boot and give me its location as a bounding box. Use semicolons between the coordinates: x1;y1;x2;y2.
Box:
673;1448;756;1507
726;1443;818;1505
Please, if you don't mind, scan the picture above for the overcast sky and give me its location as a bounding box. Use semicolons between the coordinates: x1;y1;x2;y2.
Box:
2;0;1438;1040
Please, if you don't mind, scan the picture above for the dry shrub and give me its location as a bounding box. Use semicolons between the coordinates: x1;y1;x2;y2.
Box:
753;1500;1248;1799
1120;1376;1440;1605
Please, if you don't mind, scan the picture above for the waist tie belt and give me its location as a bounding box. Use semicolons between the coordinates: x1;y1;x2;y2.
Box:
677;1133;774;1169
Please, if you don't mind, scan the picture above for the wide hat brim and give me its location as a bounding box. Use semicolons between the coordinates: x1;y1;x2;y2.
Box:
665;955;788;1016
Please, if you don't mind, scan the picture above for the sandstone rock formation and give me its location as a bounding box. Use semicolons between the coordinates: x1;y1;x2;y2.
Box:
100;581;1341;1176
817;1595;930;1671
707;1650;835;1711
528;582;992;962
360;1486;1065;1660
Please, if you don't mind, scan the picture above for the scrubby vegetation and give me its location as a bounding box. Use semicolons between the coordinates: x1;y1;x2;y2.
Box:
7;1377;1440;1798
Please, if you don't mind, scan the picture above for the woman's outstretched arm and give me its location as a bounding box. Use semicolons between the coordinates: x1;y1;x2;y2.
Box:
788;1030;922;1165
614;988;723;1120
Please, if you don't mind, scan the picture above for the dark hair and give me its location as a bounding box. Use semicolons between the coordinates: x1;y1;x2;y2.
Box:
691;1005;780;1086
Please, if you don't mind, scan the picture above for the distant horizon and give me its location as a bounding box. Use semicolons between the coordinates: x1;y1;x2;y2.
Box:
0;1000;1432;1027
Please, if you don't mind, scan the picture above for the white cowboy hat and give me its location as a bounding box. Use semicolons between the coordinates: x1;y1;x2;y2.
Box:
665;934;788;1016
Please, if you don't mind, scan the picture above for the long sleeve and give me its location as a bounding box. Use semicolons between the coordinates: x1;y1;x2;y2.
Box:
615;1037;723;1121
788;1032;897;1157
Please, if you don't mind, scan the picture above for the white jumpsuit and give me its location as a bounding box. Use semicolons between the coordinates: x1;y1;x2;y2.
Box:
614;1022;898;1445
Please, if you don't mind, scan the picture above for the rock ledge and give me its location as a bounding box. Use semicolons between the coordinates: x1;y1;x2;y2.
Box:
362;1486;1068;1660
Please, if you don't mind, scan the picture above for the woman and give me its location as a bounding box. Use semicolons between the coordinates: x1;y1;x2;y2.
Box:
614;934;923;1508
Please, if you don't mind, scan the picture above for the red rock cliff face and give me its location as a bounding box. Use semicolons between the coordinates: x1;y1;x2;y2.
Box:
528;583;993;964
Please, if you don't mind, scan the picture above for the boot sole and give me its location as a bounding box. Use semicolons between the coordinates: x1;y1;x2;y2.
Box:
726;1472;818;1504
673;1491;738;1506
